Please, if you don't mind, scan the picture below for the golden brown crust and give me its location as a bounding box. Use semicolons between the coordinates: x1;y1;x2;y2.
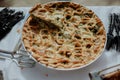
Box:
29;2;83;28
22;2;106;69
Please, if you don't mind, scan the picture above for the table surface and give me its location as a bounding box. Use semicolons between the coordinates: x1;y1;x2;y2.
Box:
0;6;120;80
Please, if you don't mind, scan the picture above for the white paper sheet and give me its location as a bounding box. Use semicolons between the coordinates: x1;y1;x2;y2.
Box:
0;6;120;80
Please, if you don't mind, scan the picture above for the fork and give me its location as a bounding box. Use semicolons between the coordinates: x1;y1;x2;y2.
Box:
114;14;120;52
0;40;36;68
106;14;115;50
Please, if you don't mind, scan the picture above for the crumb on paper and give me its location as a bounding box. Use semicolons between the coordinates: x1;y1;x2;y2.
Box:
45;74;48;77
17;29;21;33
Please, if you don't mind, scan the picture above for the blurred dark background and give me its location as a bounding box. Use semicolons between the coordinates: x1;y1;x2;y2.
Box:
0;0;120;7
0;0;12;7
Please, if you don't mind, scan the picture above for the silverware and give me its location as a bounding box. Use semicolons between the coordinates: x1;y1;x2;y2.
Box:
89;64;120;80
114;14;120;52
106;14;115;50
106;13;120;52
0;40;36;68
0;8;24;40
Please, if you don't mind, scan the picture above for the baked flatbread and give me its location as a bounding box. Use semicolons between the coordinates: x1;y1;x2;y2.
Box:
22;2;106;69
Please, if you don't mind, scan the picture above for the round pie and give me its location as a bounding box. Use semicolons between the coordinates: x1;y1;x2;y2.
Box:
22;2;106;69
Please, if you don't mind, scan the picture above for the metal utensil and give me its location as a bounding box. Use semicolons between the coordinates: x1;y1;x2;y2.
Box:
89;64;120;80
114;14;120;52
106;14;115;50
0;40;36;68
0;8;24;40
12;49;36;68
106;13;120;52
